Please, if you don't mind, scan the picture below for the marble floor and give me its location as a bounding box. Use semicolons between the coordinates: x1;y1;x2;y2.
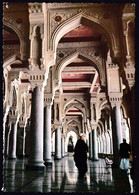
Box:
2;156;135;193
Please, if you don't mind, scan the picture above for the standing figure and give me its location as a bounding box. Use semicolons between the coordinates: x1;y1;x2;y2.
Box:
74;133;88;179
119;138;131;174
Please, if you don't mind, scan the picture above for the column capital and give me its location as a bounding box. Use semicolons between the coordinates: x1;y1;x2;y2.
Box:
19;120;26;128
54;123;62;130
27;69;46;89
44;93;53;106
90;123;97;130
108;93;123;109
9;113;20;124
110;102;121;109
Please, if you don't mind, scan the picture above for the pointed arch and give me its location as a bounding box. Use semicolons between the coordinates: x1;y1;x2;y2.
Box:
63;97;88;117
51;12;117;56
3;56;22;69
67;119;80;128
3;19;26;60
56;51;105;86
99;99;111;112
65;103;85;115
121;104;128;119
98;119;105;133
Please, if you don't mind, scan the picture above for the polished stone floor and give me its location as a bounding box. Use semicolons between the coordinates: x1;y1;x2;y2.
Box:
2;155;135;193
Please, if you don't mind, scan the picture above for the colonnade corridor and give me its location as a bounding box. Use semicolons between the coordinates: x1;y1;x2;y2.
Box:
3;156;135;193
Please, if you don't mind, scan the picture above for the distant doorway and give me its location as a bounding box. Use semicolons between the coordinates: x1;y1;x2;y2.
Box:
68;136;74;152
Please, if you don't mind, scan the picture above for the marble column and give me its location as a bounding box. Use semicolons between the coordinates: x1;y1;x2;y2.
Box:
26;86;45;170
89;132;92;160
22;126;26;157
61;136;65;158
4;124;11;158
54;127;62;160
44;105;52;166
92;129;99;161
8;122;18;159
111;105;122;167
17;126;26;158
19;126;26;158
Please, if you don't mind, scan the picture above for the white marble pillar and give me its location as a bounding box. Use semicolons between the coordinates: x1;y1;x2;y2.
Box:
44;105;52;165
52;132;55;155
17;126;26;158
8;122;18;159
106;132;110;154
5;124;11;157
54;127;62;159
61;136;65;158
26;86;45;170
89;132;92;160
92;129;99;161
22;126;26;157
111;105;122;166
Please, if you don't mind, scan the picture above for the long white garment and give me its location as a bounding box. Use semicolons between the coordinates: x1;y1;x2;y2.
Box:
120;158;129;171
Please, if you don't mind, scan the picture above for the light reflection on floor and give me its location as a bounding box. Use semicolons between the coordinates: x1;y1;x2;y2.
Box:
2;156;135;193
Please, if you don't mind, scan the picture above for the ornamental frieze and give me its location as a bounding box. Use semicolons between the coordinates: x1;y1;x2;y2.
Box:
56;47;102;65
50;7;113;37
47;3;93;8
56;48;76;65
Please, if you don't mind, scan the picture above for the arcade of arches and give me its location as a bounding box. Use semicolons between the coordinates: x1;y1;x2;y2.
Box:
3;3;135;172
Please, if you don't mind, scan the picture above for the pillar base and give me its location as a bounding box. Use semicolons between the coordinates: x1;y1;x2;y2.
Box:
8;156;16;160
17;155;26;159
44;161;52;167
54;157;62;160
92;158;99;161
26;165;45;171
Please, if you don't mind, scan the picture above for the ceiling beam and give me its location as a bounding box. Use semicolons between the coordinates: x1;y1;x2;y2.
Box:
89;71;98;93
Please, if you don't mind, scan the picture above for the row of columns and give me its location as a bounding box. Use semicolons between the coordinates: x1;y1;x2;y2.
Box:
26;86;65;170
4;87;126;169
5;119;29;160
4;86;65;170
98;131;113;154
88;104;123;167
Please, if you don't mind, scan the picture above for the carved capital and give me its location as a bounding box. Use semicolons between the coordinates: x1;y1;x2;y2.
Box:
109;93;123;109
44;94;53;106
28;69;46;89
90;123;98;130
9;114;20;124
107;63;119;70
